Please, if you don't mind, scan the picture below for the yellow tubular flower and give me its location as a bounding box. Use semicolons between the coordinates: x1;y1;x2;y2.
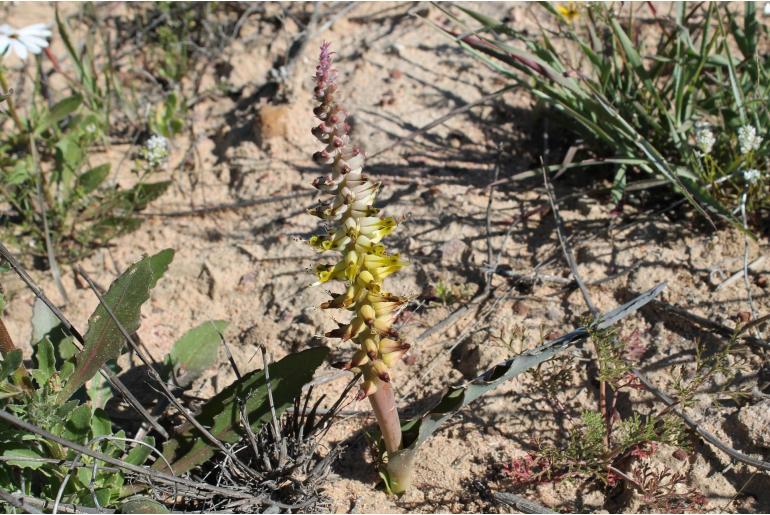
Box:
309;42;410;399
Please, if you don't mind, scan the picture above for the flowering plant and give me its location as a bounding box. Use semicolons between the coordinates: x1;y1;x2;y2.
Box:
308;42;414;492
0;23;51;61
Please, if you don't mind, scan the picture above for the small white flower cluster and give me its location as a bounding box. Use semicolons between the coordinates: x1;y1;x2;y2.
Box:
743;168;762;185
738;125;762;155
0;23;51;61
694;123;715;155
144;134;169;168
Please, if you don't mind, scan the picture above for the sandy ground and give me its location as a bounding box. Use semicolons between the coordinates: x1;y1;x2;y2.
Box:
2;2;769;513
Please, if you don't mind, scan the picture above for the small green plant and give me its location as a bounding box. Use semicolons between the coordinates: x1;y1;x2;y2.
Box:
0;17;170;263
0;247;329;511
430;279;474;306
146;2;210;85
498;322;750;510
150;91;186;138
437;2;769;223
0;251;173;508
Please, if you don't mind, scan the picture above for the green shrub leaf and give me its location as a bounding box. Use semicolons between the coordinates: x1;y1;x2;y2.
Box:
2;446;44;470
58;249;174;402
168;320;228;386
76;163;111;196
34;94;83;135
119;497;169;514
63;404;92;441
91;408;112;438
125;437;155;466
31;297;61;345
0;350;23;379
123;181;171;209
32;337;56;386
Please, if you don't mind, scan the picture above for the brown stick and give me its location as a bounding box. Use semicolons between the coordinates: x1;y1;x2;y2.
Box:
542;166;611;446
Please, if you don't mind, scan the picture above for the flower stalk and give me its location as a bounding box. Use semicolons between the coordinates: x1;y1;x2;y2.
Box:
308;42;413;493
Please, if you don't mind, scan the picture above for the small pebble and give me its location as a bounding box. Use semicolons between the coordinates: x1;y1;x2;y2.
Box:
512;301;529;317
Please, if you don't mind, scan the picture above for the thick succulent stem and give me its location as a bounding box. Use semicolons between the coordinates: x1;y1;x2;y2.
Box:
369;383;416;493
369;381;402;453
385;448;417;494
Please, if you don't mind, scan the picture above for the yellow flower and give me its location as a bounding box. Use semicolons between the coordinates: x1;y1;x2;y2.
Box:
556;2;580;23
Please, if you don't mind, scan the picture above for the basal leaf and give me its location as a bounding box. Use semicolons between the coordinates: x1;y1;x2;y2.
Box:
58;249;174;402
153;346;328;477
395;284;666;458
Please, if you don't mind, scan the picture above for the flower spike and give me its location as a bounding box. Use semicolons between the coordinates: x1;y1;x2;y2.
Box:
308;43;414;493
309;42;411;399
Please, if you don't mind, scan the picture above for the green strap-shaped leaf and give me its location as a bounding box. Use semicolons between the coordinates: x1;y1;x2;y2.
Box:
397;284;666;453
58;249;174;402
154;346;328;477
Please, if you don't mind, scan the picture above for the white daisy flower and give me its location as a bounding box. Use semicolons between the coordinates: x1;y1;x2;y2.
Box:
0;23;52;61
738;125;762;155
743;168;762;185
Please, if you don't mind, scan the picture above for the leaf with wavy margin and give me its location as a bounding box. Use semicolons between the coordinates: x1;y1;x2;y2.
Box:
58;249;174;402
394;284;666;459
